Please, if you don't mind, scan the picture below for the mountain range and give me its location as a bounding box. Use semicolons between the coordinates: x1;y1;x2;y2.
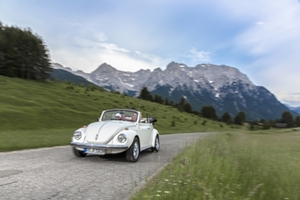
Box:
51;62;295;121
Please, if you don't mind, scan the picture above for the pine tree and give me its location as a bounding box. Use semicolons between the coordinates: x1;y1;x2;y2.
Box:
295;116;300;127
154;94;164;104
139;87;153;101
164;97;169;105
281;111;294;127
201;105;218;120
221;112;232;124
234;111;246;125
183;102;192;113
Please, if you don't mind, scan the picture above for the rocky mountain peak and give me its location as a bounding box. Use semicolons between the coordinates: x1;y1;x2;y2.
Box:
153;68;163;72
166;61;187;70
91;63;116;74
136;69;151;74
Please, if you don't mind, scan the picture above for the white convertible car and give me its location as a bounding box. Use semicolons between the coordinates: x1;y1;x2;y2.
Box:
70;109;160;162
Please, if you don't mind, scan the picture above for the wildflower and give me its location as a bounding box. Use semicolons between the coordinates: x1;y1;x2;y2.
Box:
164;191;170;194
156;194;161;197
157;190;161;193
164;179;169;182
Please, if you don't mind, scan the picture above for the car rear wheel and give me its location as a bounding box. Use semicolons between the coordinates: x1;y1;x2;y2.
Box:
72;147;87;157
151;135;160;152
126;137;140;162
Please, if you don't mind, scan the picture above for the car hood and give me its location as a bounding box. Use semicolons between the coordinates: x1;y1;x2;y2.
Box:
85;121;133;144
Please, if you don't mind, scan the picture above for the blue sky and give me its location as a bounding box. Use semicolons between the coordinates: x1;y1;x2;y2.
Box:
1;0;300;106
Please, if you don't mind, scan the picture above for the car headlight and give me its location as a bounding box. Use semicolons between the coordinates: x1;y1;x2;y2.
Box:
73;130;82;140
117;133;127;143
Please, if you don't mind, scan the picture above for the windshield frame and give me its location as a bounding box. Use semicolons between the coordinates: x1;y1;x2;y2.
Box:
100;109;139;122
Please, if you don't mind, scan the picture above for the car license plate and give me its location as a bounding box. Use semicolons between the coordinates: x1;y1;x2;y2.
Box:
84;148;105;155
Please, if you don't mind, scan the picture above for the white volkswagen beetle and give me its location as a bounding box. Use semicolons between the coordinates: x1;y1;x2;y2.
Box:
70;109;160;162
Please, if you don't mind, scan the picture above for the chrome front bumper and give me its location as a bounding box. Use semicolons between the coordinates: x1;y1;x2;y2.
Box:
70;142;128;150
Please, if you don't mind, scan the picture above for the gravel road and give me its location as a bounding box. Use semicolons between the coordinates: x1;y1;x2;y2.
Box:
0;132;208;200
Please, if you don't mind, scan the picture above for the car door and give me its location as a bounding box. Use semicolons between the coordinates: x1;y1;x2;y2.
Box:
138;116;153;148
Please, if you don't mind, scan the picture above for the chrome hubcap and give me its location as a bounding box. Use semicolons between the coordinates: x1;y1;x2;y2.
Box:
155;137;159;150
133;141;139;159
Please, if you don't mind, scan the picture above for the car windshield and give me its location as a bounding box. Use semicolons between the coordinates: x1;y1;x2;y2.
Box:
101;110;139;122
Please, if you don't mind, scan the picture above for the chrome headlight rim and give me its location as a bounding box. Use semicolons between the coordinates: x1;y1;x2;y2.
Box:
117;133;127;143
73;130;82;140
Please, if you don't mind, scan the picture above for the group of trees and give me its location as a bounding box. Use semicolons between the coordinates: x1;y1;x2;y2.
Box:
197;105;300;128
139;87;192;113
280;111;299;127
250;111;300;130
200;105;246;125
0;21;52;80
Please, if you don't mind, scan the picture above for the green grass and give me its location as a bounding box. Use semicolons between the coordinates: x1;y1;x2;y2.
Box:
0;128;74;151
0;75;236;151
130;129;300;200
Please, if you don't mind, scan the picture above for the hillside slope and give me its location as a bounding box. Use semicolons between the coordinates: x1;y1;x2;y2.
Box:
0;75;234;133
49;69;96;86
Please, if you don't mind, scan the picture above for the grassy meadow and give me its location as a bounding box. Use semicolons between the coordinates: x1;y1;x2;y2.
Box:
131;129;300;200
0;75;235;151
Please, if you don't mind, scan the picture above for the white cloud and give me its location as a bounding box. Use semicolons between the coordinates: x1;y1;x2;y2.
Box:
281;93;300;107
255;22;264;25
247;55;300;107
50;30;169;73
184;48;211;66
92;31;107;43
97;43;130;53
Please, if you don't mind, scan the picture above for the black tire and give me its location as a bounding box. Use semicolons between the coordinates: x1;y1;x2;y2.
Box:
72;147;87;157
151;135;160;152
126;137;140;162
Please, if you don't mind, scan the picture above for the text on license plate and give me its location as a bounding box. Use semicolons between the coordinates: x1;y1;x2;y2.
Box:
84;148;105;155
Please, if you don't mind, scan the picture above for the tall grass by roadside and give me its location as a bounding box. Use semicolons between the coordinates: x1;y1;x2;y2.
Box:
131;129;300;200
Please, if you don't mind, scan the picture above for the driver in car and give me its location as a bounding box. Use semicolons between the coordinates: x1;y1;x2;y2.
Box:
115;113;122;120
131;112;138;122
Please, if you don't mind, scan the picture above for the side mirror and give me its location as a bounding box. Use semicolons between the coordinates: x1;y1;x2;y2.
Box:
150;117;157;125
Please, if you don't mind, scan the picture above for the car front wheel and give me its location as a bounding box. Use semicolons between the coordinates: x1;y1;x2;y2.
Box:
126;137;140;162
72;147;87;157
